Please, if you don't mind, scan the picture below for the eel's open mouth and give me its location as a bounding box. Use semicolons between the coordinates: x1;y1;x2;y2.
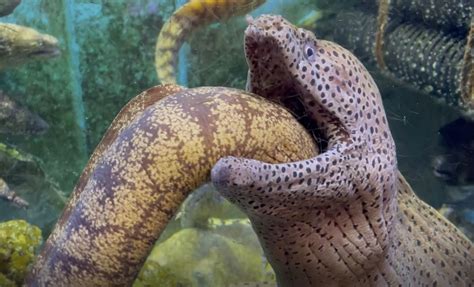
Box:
29;45;60;58
244;16;328;152
277;85;328;152
30;47;60;58
28;35;61;59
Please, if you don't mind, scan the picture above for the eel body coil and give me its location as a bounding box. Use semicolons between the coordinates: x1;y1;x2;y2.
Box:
331;10;474;114
361;0;472;33
26;85;317;286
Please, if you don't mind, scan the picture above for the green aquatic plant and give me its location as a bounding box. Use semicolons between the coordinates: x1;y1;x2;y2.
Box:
0;273;16;287
0;220;42;286
0;142;34;163
134;261;188;287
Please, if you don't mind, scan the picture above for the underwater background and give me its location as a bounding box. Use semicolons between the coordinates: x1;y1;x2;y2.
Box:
0;0;472;286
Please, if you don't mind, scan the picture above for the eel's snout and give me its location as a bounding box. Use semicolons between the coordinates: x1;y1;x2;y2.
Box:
211;157;256;198
31;34;61;58
244;14;288;46
245;14;286;32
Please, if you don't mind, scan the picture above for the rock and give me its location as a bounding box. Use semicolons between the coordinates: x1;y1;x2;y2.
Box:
135;226;275;286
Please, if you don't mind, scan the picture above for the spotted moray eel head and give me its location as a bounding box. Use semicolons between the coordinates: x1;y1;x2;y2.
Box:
211;16;402;284
215;14;398;219
245;14;391;146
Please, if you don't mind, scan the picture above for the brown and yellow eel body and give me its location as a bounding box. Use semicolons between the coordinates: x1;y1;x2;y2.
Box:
26;85;318;286
0;23;59;69
155;0;265;84
211;15;474;286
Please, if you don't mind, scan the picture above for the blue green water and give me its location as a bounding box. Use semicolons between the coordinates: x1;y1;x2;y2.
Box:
0;0;472;285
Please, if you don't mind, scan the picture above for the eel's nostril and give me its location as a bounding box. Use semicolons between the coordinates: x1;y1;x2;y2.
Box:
211;157;257;193
211;159;233;188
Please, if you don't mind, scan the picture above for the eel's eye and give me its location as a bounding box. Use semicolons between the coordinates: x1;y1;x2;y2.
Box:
304;44;316;62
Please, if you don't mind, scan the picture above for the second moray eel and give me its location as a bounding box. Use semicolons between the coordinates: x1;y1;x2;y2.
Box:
26;85;317;286
0;23;59;69
155;0;265;84
212;15;473;286
0;0;20;17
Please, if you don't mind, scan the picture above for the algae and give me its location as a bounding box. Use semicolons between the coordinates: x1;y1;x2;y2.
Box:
134;261;189;287
0;220;42;286
0;273;16;287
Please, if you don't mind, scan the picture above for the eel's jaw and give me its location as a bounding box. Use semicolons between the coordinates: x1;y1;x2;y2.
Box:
244;15;301;98
27;34;61;59
244;25;291;101
29;46;60;58
245;18;334;151
245;15;353;150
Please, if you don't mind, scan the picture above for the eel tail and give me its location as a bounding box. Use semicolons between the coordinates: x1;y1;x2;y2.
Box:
155;0;266;84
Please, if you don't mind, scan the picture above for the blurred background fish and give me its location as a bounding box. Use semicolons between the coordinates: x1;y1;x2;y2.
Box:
0;91;49;136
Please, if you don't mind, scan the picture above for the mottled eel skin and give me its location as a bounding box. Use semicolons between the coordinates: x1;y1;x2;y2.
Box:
26;85;318;286
212;15;474;286
155;0;265;84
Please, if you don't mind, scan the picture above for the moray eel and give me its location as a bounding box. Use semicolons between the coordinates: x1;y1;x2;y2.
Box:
155;0;265;84
0;23;60;69
26;85;318;286
0;0;20;17
211;15;474;286
0;91;49;135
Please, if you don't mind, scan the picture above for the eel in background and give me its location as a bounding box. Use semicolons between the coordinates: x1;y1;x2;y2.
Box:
0;23;60;69
0;90;49;135
0;0;59;70
155;0;266;84
211;15;474;286
0;0;20;17
25;84;318;286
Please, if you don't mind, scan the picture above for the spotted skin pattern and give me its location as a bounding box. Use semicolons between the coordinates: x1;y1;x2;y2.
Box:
26;85;318;287
155;0;265;84
211;15;474;286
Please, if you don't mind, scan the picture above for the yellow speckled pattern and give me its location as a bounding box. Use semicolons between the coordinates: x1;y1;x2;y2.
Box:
26;85;318;287
155;0;266;84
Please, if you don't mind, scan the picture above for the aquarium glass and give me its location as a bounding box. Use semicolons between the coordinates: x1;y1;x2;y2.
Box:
0;0;472;286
